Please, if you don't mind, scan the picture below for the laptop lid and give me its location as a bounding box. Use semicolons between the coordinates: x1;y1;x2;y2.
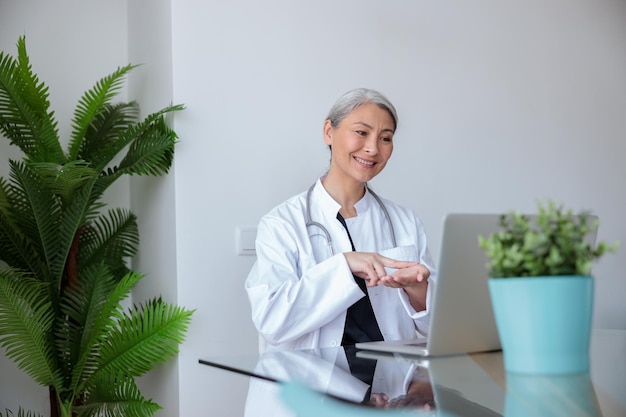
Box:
356;214;504;357
425;213;505;356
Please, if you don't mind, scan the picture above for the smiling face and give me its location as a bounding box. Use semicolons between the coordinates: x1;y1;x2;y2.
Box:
323;102;395;188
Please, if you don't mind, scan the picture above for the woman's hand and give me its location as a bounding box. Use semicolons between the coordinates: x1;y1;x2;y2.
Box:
343;252;430;311
381;263;430;311
342;252;423;287
379;263;430;288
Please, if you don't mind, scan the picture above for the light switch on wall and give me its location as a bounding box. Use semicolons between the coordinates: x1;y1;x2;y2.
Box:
236;226;257;256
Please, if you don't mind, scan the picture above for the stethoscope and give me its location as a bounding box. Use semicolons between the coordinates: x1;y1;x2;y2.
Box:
305;183;397;256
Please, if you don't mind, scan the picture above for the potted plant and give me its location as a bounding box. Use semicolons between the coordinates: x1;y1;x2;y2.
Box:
0;37;193;417
478;200;617;375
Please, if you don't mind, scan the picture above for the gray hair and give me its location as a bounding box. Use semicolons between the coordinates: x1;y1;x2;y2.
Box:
326;88;398;131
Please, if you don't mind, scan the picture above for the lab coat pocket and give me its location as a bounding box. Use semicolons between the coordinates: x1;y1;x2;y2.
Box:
379;245;418;275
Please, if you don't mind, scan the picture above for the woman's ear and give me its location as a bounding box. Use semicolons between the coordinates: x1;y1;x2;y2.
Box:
323;119;333;146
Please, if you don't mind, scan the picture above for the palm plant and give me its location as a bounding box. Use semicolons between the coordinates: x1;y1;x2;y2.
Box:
0;36;193;417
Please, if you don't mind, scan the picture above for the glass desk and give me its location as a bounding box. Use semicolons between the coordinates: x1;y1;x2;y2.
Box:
199;329;626;416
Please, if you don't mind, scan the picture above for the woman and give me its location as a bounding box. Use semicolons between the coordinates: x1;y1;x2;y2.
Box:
246;88;437;351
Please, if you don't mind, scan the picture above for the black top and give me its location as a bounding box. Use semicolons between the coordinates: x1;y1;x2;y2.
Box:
336;212;384;346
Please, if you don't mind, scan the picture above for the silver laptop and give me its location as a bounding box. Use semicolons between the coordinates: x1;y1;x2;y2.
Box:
356;213;598;358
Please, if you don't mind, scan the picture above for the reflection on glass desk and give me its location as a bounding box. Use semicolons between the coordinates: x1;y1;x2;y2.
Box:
198;329;626;417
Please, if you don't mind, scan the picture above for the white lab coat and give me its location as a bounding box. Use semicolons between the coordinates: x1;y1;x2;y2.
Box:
244;348;420;417
245;178;437;351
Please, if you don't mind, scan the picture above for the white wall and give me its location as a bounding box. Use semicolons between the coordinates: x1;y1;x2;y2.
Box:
127;1;181;416
2;1;626;416
172;1;626;415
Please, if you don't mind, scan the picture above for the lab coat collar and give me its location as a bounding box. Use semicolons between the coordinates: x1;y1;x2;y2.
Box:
312;176;376;219
312;177;341;217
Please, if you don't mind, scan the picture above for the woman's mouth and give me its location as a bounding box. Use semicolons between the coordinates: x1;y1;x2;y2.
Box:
354;156;375;167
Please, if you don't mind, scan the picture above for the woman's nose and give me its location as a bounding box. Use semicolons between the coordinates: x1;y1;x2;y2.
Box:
363;135;378;154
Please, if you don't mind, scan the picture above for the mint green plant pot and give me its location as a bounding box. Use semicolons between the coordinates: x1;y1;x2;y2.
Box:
488;276;593;375
504;372;601;417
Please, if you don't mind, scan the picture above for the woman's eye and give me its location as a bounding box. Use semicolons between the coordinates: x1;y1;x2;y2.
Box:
380;136;392;143
355;130;366;136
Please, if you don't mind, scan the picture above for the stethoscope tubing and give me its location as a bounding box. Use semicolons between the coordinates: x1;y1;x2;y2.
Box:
305;182;396;256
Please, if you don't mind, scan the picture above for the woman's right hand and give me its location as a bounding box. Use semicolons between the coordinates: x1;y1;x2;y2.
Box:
343;252;419;287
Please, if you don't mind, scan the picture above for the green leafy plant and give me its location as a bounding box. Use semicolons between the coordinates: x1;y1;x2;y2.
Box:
478;200;618;278
0;37;193;417
0;410;42;417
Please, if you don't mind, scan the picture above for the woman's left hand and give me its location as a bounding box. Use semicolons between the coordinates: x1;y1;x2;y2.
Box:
379;264;430;312
378;263;430;288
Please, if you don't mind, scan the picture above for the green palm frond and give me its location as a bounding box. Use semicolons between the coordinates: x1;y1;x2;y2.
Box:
0;177;45;274
78;209;139;279
5;160;60;280
75;375;161;417
0;176;8;210
77;104;183;212
0;269;62;388
96;106;184;202
0;408;44;417
49;180;98;288
59;268;142;394
30;161;99;207
116;104;183;176
78;102;140;171
91;299;193;383
67;64;136;160
0;211;40;274
0;37;64;163
86;172;121;218
6;160;97;289
79;105;182;209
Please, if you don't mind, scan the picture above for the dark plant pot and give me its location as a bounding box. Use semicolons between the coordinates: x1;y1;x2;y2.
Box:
488;275;593;375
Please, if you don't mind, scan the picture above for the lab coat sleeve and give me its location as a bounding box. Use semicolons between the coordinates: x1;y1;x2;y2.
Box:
246;215;365;346
396;213;438;336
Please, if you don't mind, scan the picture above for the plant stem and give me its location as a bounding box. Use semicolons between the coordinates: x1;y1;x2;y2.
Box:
57;401;72;417
49;386;59;417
